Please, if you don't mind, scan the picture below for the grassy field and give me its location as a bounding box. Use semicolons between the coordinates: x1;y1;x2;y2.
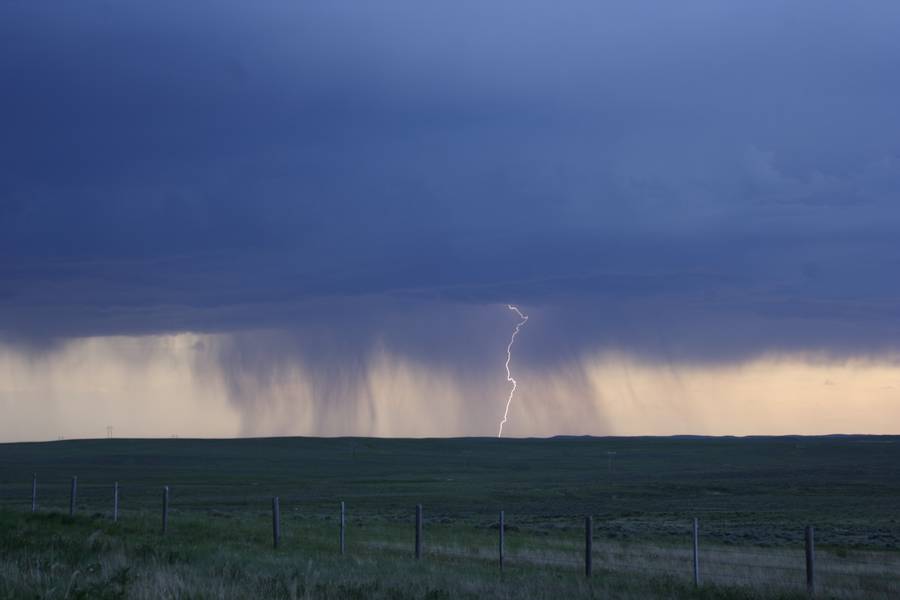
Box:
0;435;898;598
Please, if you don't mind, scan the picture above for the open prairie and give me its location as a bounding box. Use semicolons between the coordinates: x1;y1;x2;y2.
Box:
1;436;898;598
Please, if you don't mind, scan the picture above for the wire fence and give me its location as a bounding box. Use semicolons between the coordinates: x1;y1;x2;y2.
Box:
2;475;899;599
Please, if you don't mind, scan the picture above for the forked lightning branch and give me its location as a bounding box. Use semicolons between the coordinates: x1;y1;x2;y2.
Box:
498;304;528;437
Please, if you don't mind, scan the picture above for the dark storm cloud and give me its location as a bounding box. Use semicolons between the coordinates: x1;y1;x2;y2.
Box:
3;0;900;364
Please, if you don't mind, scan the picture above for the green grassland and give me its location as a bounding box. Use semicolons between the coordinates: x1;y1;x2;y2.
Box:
1;436;898;598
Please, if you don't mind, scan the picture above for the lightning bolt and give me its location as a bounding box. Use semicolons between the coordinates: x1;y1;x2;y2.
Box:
498;304;528;437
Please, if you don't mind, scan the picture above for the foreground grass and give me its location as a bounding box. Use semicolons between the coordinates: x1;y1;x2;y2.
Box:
1;436;898;598
1;509;897;599
0;510;788;600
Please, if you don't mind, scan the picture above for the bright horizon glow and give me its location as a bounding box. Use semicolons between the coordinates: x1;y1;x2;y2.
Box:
2;333;899;442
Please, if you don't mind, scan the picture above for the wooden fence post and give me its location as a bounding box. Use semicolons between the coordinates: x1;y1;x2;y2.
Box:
415;504;423;560
805;525;815;596
69;476;77;516
585;515;593;578
272;497;281;549
340;501;346;555
113;482;119;522
499;510;505;570
162;486;169;534
31;474;37;513
692;518;700;586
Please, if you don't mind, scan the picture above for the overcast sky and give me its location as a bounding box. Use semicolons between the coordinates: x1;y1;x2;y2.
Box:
2;2;900;439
